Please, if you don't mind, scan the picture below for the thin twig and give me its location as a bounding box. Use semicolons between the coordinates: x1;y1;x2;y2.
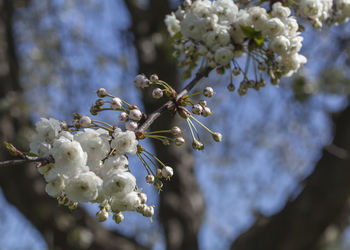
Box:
137;67;213;132
0;156;53;167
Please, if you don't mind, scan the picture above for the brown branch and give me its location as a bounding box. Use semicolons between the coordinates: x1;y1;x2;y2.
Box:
138;67;213;132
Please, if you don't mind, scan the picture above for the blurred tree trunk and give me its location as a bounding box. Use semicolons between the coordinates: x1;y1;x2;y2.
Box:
230;102;350;250
124;1;205;249
0;0;147;249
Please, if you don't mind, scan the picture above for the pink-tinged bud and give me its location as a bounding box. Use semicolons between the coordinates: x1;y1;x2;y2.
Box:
199;100;207;107
129;109;142;121
96;88;108;97
96;209;109;222
192;104;203;115
175;137;185;146
171;126;182;135
202;107;212;117
118;112;129;122
150;74;159;82
111;97;122;110
203;86;214;97
178;106;191;119
125;121;138;131
152;88;163;99
113;212;124;224
146;174;155;184
79;116;92;128
212;132;222;142
162;166;174;180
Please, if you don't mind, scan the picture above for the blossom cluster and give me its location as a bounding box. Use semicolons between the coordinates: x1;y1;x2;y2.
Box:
164;0;350;94
165;0;307;94
29;117;155;223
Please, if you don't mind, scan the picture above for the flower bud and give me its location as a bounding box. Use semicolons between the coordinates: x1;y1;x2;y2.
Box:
154;179;163;190
202;107;212;117
212;132;222;142
175;137;185;146
199;100;207;107
152;88;163;99
96;209;109;222
95;99;105;106
118;112;128;122
192;140;204;150
125;121;138;131
171;126;182;135
156;168;162;178
129;109;142;121
113;212;124;224
203;86;214;98
68;202;78;210
134;74;149;88
227;83;235;92
96;88;108;97
150;74;159;82
178;106;191;119
79;116;91;128
162;139;170;146
192;104;203;115
142;206;154;217
136;204;147;213
138;192;147;204
60;121;68;130
146;174;155;184
111;97;122;110
90;105;100;115
233;67;240;76
162;166;174;180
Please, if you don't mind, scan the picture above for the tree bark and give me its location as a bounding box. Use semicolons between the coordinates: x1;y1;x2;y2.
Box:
124;1;205;249
0;1;147;249
230;103;350;250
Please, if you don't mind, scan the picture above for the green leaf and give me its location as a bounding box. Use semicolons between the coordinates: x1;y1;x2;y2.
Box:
168;31;182;44
23;152;38;157
241;26;256;39
4;141;18;156
254;36;265;47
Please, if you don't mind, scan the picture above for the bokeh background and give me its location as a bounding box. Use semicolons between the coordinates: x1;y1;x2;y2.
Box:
0;0;350;250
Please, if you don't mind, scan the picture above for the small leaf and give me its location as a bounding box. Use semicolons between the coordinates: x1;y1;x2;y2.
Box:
241;26;256;39
168;31;182;44
4;141;18;156
23;152;38;157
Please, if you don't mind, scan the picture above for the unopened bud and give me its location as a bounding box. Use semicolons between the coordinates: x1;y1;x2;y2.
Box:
134;74;149;88
146;174;155;184
150;74;159;82
202;107;212;117
68;202;78;210
212;132;222;142
111;97;122;110
138;193;147;204
199;100;207;107
96;88;108;97
129;109;142;121
227;83;235;92
233;67;240;76
192;140;204;150
118;112;128;122
152;88;163;99
96;209;109;222
178;106;191;119
175;137;185;146
79;116;92;128
203;86;214;98
192;104;203;115
90;105;100;116
171;126;182;135
95;99;105;106
125;121;138;131
154;179;163;190
162;166;174;180
156;168;162;178
142;205;154;217
113;212;124;224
